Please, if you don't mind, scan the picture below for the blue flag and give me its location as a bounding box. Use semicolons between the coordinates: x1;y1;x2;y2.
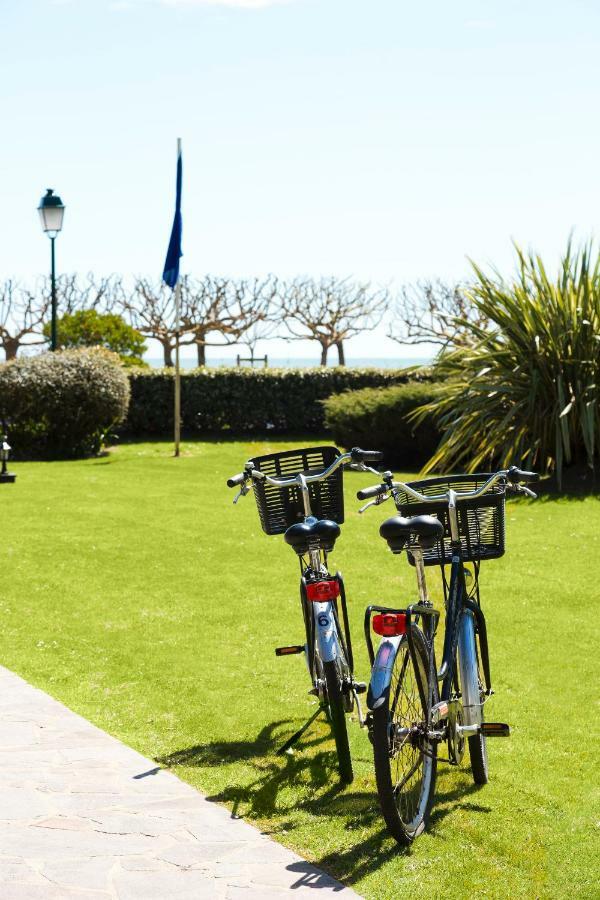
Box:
162;143;183;289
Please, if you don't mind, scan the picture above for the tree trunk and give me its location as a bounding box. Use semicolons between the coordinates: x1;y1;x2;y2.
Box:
196;342;206;367
163;341;173;367
336;341;345;366
3;339;19;361
320;342;328;366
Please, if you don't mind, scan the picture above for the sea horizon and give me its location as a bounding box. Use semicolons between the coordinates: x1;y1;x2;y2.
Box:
144;355;432;370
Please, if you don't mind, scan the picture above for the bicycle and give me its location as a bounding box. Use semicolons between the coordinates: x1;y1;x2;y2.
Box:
357;465;538;844
227;445;383;783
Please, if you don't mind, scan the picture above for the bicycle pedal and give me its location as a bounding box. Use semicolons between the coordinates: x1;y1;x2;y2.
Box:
353;682;367;694
480;722;511;737
275;645;305;657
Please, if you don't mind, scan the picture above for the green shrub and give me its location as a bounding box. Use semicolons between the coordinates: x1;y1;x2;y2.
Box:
0;349;130;459
43;310;148;367
415;242;600;484
323;382;442;469
123;366;432;437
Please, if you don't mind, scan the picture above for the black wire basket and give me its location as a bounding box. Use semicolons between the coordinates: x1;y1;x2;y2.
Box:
249;446;345;535
394;473;506;566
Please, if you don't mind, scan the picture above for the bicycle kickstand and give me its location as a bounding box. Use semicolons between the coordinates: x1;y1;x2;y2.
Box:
276;705;324;755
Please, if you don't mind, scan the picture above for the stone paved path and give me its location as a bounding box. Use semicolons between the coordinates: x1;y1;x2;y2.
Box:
0;666;360;899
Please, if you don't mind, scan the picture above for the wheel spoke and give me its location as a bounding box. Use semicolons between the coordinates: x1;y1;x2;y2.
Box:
387;644;429;824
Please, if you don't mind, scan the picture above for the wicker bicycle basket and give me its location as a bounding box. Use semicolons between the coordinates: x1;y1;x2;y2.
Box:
394;473;506;566
249;446;344;536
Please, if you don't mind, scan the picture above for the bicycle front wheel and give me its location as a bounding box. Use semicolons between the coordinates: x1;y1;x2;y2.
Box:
457;610;488;785
371;625;437;845
323;658;353;784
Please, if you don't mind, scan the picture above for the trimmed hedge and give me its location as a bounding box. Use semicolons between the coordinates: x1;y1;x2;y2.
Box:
123;367;432;436
0;349;130;459
323;382;442;469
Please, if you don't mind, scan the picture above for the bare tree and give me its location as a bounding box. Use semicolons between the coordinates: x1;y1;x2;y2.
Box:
240;313;280;362
181;275;277;366
0;279;49;360
123;278;191;366
52;273;123;315
280;277;388;366
388;281;488;352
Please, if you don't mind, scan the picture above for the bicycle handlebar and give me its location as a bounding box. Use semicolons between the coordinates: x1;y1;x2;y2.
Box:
356;483;388;501
226;447;383;494
507;466;539;484
351;447;384;464
356;466;540;506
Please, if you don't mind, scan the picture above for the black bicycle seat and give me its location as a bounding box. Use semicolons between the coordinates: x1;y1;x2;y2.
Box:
379;515;444;553
284;519;341;554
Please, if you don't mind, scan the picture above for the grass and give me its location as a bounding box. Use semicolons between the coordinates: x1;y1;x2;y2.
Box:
0;439;598;899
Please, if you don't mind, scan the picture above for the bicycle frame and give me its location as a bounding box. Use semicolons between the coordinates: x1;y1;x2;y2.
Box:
301;572;353;678
364;546;491;743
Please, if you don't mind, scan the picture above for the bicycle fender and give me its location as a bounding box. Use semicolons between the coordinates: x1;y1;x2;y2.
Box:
313;601;338;663
367;635;404;710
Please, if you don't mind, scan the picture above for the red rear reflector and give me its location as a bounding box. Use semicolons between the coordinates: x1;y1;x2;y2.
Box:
306;580;340;602
372;613;407;637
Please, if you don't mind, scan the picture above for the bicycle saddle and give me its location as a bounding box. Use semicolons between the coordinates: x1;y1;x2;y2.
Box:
284;518;341;554
379;515;444;553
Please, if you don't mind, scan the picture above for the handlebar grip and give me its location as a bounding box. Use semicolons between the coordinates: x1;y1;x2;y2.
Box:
227;472;246;488
357;483;388;501
351;447;385;463
507;466;539;484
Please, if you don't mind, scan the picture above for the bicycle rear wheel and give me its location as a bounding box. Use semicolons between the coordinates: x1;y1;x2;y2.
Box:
371;625;437;845
323;658;353;784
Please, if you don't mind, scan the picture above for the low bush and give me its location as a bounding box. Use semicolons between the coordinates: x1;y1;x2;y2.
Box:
0;349;130;459
323;382;442;469
123;366;432;436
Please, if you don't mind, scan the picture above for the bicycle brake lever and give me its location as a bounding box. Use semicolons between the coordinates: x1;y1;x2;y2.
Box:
507;483;538;500
520;485;538;499
350;462;384;477
358;493;390;514
233;483;251;504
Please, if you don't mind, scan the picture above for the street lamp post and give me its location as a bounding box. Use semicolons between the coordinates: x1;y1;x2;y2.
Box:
0;421;16;485
38;188;65;351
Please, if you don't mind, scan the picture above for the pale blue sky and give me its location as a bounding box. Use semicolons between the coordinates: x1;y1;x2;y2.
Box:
2;0;600;361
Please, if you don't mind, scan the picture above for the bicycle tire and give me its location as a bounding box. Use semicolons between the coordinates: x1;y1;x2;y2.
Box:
323;658;353;784
371;625;437;845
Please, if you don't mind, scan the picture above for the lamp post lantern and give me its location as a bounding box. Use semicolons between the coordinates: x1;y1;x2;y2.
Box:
38;188;65;352
0;422;16;484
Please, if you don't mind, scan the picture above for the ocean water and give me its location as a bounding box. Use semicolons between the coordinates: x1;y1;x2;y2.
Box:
144;356;431;370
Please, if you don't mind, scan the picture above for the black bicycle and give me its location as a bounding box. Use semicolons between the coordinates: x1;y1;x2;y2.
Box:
357;465;538;843
227;445;383;783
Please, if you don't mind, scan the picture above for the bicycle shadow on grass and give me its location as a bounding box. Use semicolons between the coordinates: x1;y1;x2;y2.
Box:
158;723;492;888
157;719;291;769
157;718;366;822
306;780;491;887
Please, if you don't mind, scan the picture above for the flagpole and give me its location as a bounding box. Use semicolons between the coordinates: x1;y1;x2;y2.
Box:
174;279;181;458
174;137;182;459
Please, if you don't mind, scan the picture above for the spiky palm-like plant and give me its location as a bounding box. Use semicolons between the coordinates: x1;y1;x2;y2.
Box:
417;242;600;485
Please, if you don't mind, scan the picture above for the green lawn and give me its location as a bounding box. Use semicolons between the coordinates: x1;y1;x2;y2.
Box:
1;440;598;899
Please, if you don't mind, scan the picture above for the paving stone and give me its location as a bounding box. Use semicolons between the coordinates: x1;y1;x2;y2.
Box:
113;867;221;899
0;665;360;899
39;856;116;892
0;885;112;900
0;856;45;885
